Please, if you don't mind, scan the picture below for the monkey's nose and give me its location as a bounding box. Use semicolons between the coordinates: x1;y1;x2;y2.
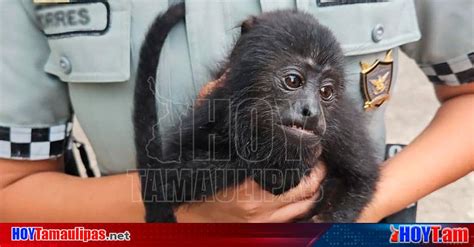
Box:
301;107;312;117
300;103;320;118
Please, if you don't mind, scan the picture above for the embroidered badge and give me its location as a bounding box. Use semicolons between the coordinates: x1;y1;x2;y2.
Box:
360;50;393;110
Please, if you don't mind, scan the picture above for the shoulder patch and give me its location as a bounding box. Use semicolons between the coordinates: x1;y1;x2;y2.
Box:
360;50;393;110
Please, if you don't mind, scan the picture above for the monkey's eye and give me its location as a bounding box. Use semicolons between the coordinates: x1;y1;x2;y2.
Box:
284;74;303;89
319;84;335;101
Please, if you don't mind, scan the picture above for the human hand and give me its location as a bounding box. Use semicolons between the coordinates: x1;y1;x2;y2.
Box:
197;72;227;99
175;165;326;222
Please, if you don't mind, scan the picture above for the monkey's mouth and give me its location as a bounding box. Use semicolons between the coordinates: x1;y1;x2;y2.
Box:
279;121;318;138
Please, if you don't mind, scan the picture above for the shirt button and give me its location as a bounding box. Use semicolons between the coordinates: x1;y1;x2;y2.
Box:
372;24;384;43
59;56;72;74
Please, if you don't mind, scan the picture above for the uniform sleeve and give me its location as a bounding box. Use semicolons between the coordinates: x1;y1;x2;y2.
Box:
0;1;73;160
401;0;474;86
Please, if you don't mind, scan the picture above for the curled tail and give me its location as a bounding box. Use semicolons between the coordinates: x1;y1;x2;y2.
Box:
134;2;185;167
133;3;185;222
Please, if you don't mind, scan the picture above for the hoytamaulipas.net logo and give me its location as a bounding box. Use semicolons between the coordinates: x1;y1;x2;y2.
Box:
11;226;131;242
389;224;469;244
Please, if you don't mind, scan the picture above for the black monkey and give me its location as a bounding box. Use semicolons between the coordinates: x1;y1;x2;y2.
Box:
133;3;379;223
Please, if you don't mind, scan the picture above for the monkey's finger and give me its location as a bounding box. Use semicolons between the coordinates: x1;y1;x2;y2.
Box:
275;164;327;206
267;194;319;222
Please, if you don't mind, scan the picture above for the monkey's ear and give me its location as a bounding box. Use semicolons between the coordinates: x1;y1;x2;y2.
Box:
240;16;257;34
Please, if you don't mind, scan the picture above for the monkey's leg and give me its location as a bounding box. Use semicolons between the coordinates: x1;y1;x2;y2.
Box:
312;120;380;222
312;170;378;222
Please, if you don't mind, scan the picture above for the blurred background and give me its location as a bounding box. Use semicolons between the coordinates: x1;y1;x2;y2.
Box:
73;52;473;222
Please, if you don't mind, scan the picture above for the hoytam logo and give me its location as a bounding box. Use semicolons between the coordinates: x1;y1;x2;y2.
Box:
390;224;469;244
11;227;131;242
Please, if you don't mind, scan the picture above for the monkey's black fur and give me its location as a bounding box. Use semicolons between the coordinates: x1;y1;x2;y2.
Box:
133;3;379;223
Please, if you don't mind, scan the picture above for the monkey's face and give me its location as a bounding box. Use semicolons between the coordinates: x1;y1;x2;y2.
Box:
271;62;342;148
229;11;345;151
226;11;346;193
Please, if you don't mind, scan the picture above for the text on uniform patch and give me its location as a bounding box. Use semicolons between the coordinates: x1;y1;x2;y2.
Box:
35;1;109;37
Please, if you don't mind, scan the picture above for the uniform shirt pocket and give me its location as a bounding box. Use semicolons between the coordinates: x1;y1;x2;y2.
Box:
296;0;421;56
37;0;131;83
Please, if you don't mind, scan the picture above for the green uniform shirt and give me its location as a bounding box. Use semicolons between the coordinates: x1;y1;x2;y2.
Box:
1;0;473;176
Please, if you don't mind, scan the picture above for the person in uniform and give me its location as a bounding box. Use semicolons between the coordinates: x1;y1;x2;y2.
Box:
0;0;472;222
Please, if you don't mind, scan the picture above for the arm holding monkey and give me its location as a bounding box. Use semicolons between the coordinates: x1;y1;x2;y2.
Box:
358;83;474;222
0;158;324;222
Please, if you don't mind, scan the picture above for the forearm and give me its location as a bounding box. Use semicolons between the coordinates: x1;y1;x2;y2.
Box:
359;94;474;222
0;159;144;222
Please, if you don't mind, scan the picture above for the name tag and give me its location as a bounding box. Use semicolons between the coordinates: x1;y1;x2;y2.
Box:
36;1;109;37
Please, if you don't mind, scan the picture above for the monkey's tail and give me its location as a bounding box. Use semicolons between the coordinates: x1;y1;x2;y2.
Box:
132;3;185;222
133;2;185;166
